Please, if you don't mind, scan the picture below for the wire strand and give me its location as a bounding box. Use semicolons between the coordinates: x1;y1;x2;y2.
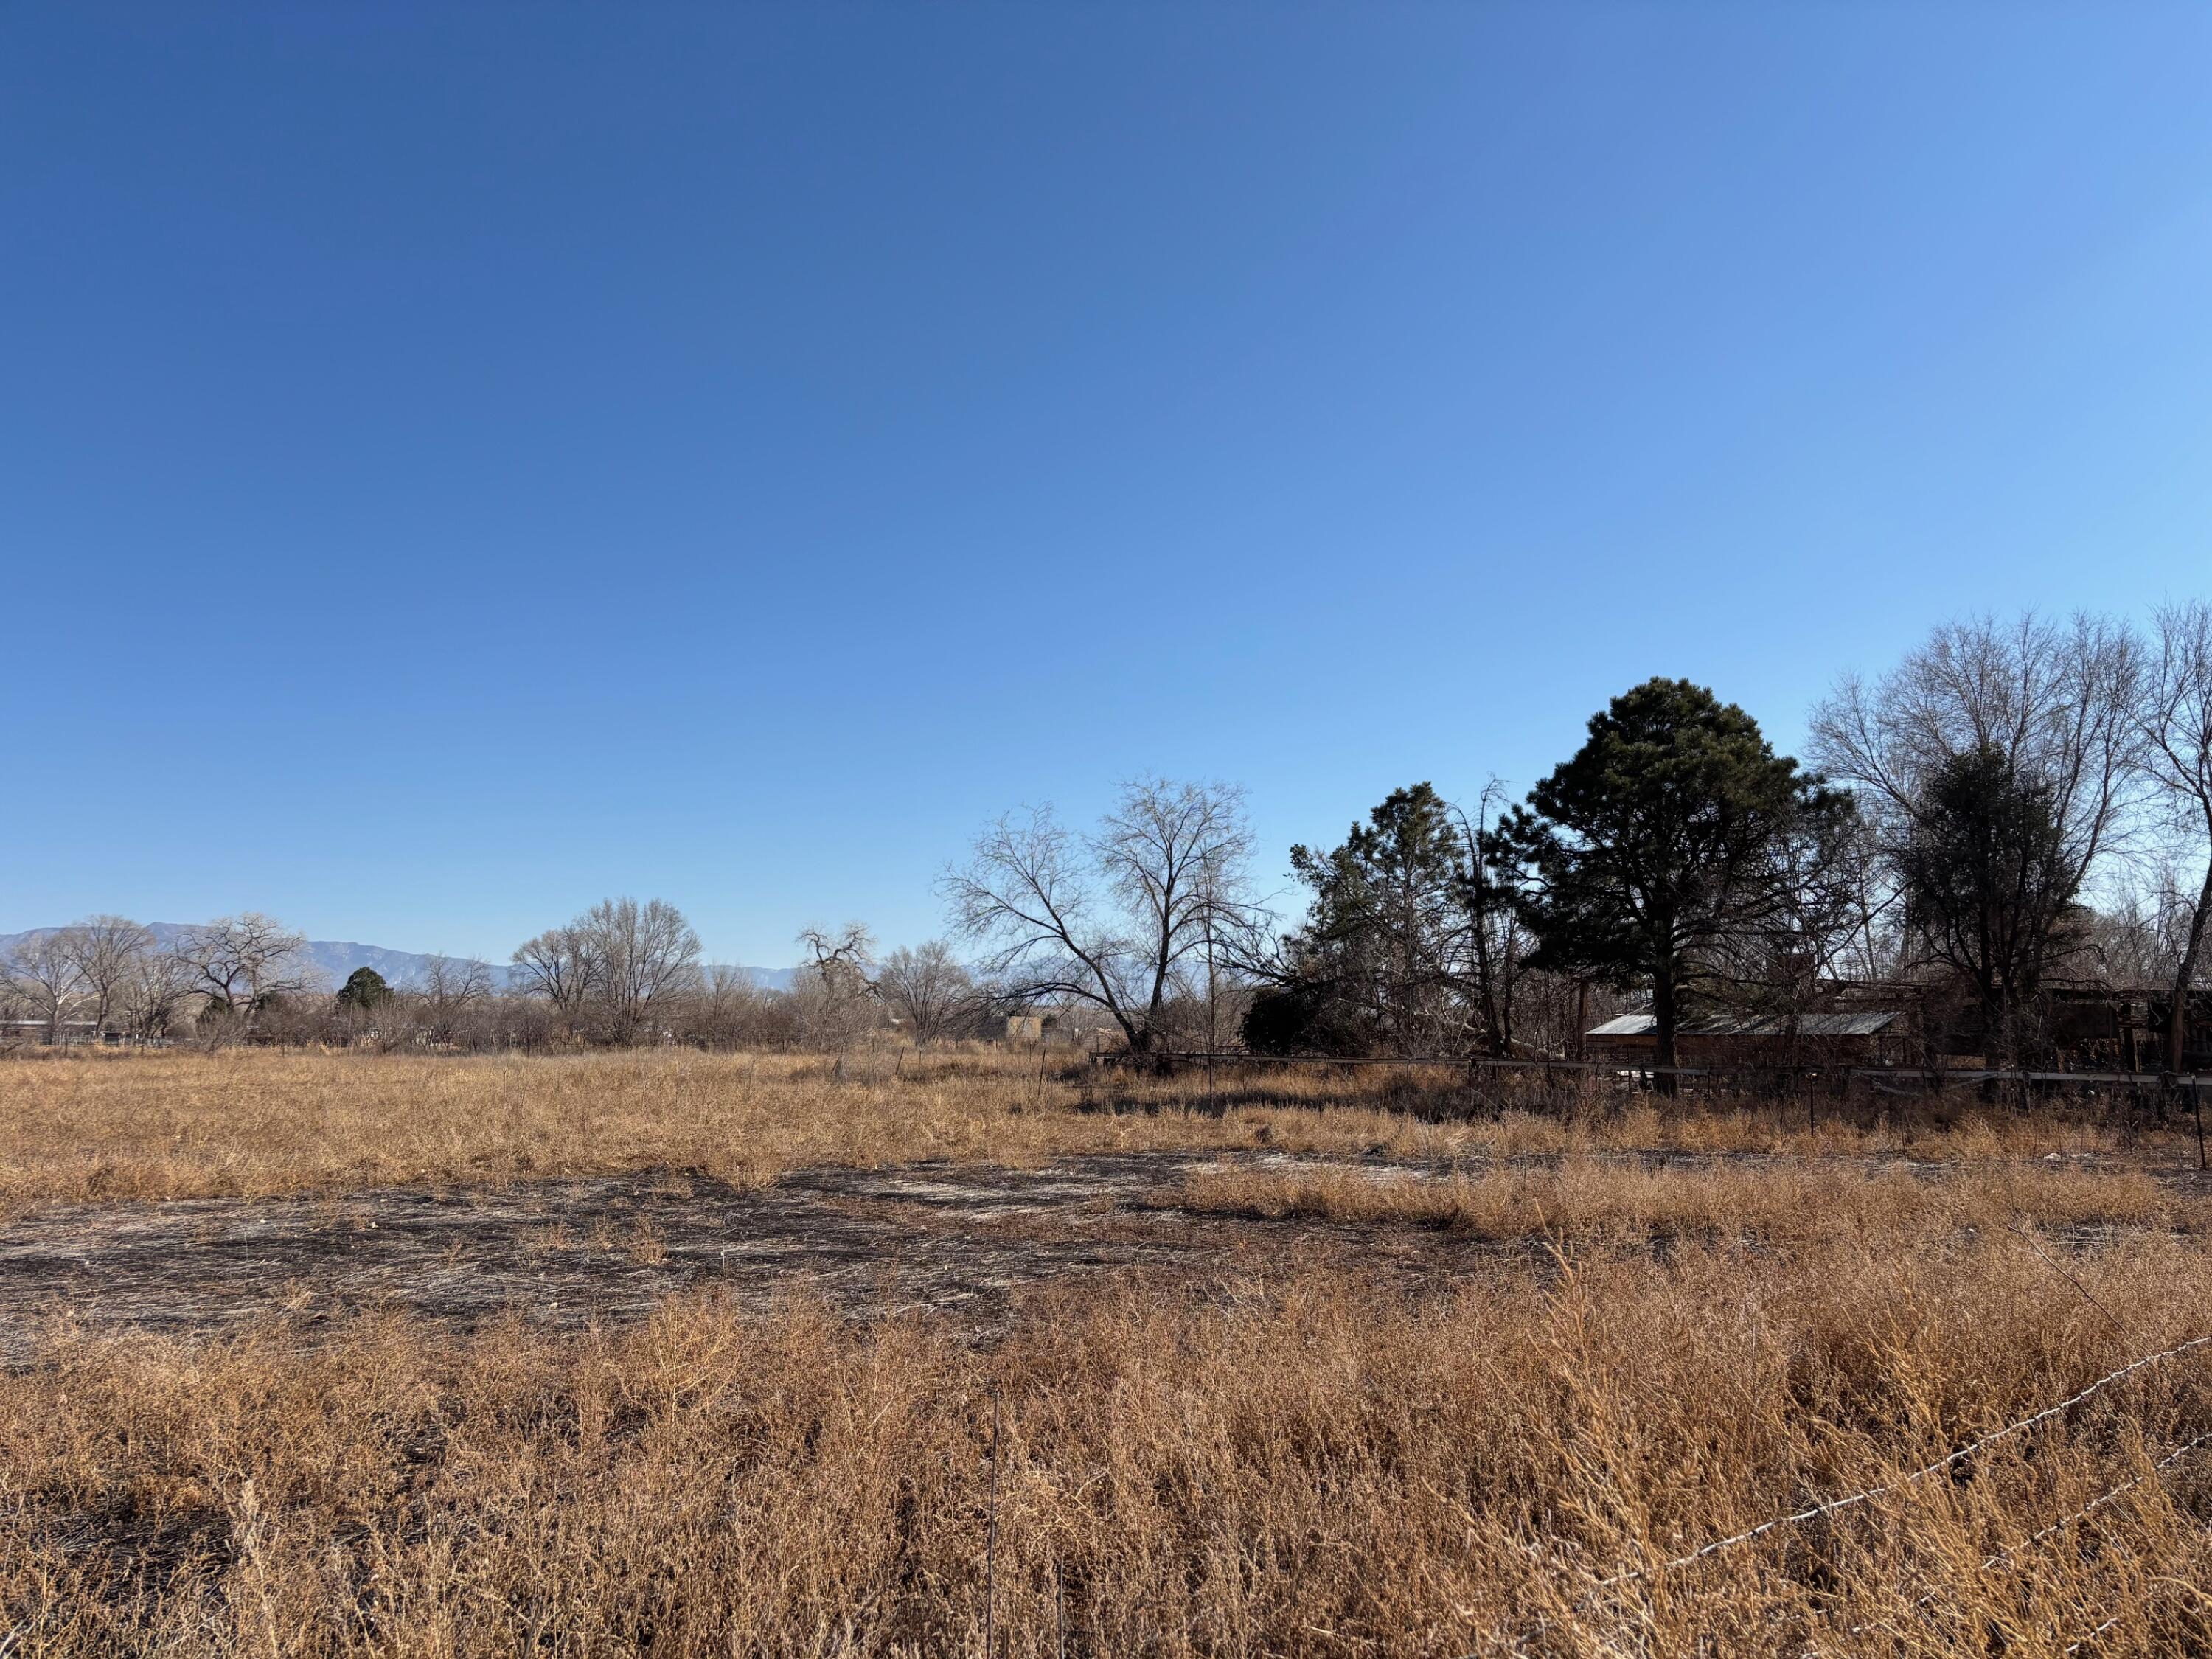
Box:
1596;1331;2212;1589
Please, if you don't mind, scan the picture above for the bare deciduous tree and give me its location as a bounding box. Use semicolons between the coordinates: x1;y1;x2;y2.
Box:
417;956;495;1046
2090;883;2188;992
1459;779;1531;1057
173;914;313;1027
1810;612;2143;1033
941;777;1260;1058
4;931;84;1043
60;916;154;1037
798;923;875;991
117;945;194;1043
581;897;701;1043
692;964;779;1048
875;939;977;1046
794;923;881;1054
1701;794;1878;1051
511;924;600;1031
1811;611;2143;901
2137;599;2212;1069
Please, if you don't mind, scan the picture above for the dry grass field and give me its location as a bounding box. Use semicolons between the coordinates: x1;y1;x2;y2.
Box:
3;1050;2211;1655
0;1046;2169;1211
1172;1156;2194;1242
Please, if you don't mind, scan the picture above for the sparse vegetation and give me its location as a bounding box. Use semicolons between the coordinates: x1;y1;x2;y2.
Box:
0;1047;2191;1213
4;1168;2212;1653
1173;1153;2187;1241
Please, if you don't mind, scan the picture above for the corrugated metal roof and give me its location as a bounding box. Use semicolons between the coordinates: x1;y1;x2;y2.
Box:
1693;1011;1899;1037
1586;1011;1899;1039
1588;1015;1658;1037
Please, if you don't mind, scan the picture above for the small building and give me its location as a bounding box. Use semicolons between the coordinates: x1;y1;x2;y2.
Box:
1585;1010;1903;1068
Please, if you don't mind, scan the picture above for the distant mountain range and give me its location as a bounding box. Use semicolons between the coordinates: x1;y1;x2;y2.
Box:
0;925;796;993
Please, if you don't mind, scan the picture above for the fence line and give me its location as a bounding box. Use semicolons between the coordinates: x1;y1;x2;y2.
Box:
1779;1427;2212;1658
1992;1427;2212;1565
1513;1341;2212;1659
1593;1330;2212;1591
1128;1048;2211;1091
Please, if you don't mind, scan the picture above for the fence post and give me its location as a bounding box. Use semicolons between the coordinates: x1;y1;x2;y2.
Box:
2194;1079;2207;1174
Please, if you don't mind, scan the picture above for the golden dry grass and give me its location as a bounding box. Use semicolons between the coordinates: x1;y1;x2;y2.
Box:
0;1047;2182;1212
1175;1157;2196;1243
5;1049;2211;1655
5;1232;2212;1655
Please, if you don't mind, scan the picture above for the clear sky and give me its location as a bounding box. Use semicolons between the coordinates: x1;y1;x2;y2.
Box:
6;3;2210;965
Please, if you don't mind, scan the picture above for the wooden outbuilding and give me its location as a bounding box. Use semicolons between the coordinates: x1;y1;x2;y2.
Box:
1585;1009;1904;1068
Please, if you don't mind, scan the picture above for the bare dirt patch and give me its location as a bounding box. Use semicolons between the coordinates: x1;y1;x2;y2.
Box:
3;1147;2197;1356
0;1152;1440;1352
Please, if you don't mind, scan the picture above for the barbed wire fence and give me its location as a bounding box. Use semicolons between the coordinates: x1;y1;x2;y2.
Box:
1116;1046;2212;1165
1130;1046;2210;1094
1518;1230;2212;1659
1586;1332;2212;1594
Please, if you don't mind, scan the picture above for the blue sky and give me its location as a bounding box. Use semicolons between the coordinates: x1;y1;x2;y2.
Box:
6;3;2210;965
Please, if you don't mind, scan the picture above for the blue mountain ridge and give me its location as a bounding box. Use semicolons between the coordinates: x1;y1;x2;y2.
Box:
0;925;794;993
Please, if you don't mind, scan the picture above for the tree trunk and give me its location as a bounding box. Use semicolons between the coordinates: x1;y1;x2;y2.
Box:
2169;863;2212;1074
1652;965;1680;1096
1121;1015;1153;1059
1472;920;1506;1059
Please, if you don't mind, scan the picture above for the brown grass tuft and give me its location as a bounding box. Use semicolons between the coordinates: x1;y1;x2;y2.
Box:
1176;1157;2192;1243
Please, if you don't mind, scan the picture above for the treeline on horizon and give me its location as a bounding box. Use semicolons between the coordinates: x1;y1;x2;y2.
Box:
8;605;2212;1074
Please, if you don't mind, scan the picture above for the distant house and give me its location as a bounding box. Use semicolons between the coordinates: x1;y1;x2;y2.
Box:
1585;1010;1903;1068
